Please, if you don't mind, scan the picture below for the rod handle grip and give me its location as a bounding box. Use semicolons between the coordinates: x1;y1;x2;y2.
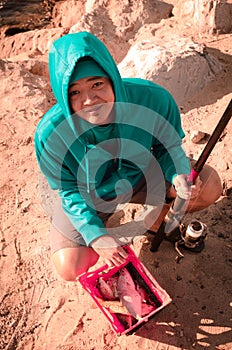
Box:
187;168;200;185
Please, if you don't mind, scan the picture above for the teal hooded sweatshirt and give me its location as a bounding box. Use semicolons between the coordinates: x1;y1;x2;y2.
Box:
34;31;190;246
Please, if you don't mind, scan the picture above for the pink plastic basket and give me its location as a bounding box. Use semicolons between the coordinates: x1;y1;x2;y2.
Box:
79;245;172;335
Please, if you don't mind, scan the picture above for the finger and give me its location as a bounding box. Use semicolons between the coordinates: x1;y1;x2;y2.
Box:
111;251;127;266
117;246;128;259
177;187;191;200
103;259;113;268
111;256;125;266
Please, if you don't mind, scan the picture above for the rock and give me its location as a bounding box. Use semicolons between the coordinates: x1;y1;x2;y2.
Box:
0;59;53;118
51;0;85;28
190;130;207;143
0;0;55;34
173;0;232;34
118;37;223;105
69;0;173;62
7;58;49;80
0;27;65;59
217;159;229;172
84;0;173;29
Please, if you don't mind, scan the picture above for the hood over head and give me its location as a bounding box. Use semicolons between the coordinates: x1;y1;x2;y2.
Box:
48;31;128;118
70;57;109;84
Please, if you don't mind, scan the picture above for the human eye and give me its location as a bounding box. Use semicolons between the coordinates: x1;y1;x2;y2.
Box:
68;89;80;98
92;80;104;89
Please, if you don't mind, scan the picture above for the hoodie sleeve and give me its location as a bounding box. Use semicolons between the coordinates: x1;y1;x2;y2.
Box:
34;120;109;246
151;88;191;183
123;78;190;182
152;139;190;184
58;188;108;246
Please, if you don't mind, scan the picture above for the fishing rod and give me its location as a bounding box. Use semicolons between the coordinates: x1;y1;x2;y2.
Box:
150;98;232;252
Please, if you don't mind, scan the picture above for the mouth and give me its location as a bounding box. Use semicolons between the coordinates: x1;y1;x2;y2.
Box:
78;102;114;125
84;105;102;114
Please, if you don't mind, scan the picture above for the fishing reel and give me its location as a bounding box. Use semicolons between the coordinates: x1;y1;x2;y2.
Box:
174;220;207;259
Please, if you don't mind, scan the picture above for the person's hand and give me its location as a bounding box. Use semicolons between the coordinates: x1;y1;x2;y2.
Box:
173;174;202;200
91;235;128;267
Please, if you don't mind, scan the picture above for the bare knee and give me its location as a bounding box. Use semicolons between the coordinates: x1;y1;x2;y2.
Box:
52;254;80;281
199;164;222;202
51;247;99;282
188;163;222;212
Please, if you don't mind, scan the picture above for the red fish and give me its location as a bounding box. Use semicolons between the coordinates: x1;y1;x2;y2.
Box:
136;284;156;316
115;313;135;329
98;277;117;301
107;275;119;299
95;298;131;315
141;302;155;316
117;268;143;319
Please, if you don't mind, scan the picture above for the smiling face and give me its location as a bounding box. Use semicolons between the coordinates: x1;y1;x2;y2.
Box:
68;76;115;125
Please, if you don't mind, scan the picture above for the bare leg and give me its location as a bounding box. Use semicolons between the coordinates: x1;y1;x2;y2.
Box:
51;226;99;282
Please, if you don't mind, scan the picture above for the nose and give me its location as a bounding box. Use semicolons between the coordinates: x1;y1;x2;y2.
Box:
82;90;95;106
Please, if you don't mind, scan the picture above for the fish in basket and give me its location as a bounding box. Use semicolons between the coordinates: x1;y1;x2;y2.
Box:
79;245;172;335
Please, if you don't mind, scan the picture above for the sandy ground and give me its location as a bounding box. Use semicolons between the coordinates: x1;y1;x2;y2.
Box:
0;18;232;350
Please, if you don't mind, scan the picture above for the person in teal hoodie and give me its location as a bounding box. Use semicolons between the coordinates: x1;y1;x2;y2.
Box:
34;31;222;281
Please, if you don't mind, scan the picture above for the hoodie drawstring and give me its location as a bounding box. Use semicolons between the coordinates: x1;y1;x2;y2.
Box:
85;147;90;193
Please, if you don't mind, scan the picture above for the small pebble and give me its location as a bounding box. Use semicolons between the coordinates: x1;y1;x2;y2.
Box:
190;130;207;143
218;233;225;238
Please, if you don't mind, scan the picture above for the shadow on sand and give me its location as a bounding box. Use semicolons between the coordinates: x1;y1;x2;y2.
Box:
134;193;232;348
